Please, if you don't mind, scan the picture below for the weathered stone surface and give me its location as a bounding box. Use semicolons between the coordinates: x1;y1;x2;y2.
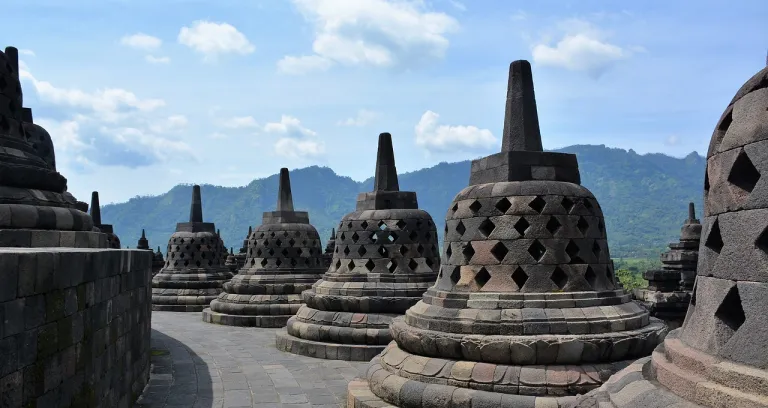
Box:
152;185;232;312
224;247;239;273
203;168;325;327
278;133;440;360
569;62;768;408
90;191;120;249
322;227;336;268
348;60;666;407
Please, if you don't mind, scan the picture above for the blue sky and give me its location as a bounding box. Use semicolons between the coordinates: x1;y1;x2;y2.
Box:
2;0;765;204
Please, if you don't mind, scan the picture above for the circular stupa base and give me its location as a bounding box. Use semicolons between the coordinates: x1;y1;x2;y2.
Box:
202;308;291;328
276;329;385;361
152;304;208;312
346;357;576;408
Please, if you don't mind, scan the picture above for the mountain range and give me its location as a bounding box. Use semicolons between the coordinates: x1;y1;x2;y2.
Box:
101;144;706;259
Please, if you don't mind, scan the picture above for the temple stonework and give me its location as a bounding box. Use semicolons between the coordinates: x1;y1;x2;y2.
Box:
202;168;326;327
347;61;667;406
633;203;700;329
235;226;251;269
152;185;233;311
322;227;336;268
90;191;121;248
276;133;440;361
224;247;239;273
569;64;768;408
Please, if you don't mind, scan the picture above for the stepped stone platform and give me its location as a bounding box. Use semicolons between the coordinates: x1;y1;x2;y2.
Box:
203;168;326;327
276;133;441;361
568;62;768;408
347;60;667;407
634;203;700;329
152;185;233;312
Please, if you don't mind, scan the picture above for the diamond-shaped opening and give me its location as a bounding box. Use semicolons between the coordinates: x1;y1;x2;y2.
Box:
378;221;387;231
357;246;367;257
270;232;276;238
449;266;461;284
196;260;201;267
408;259;419;271
276;239;283;247
451;203;459;213
584;266;597;289
474;267;491;288
290;258;298;267
378;246;389;257
425;258;434;268
528;240;546;262
446;244;453;259
268;249;275;256
705;219;724;253
396;219;407;229
351;232;359;242
478;218;496;238
495;197;512;214
715;285;746;332
297;248;303;255
592;241;602;258
456;221;466;236
490;242;509;262
340;232;346;241
288;238;296;247
399;245;408;256
462;242;475;261
261;258;268;267
514;217;530;236
469;200;482;213
583;199;593;211
283;231;289;237
546;216;561;235
756;227;768;254
343;246;351;255
577;217;590;236
561;197;574;213
347;260;356;270
409;230;418;241
335;260;341;269
417;244;424;254
388;232;399;243
281;248;289;257
512;267;528;290
598;219;605;234
728;150;761;193
387;260;397;273
551;267;568;289
371;232;379;243
529;196;546;213
361;221;369;229
444;224;448;234
365;259;376;271
704;170;710;193
275;259;282;267
347;222;353;229
566;240;583;264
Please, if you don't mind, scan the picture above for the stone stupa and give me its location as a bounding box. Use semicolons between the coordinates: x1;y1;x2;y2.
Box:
347;61;667;407
136;228;150;250
224;247;239;273
276;133;441;361
202;168;326;327
569;63;768;408
235;226;251;269
90;191;121;248
633;202;700;329
21;107;55;170
322;227;336;268
152;246;165;276
152;185;233;311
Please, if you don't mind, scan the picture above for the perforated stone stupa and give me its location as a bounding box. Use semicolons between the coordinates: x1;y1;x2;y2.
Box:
235;226;251;269
90;191;121;248
224;247;239;273
276;133;441;361
0;46;106;248
322;227;336;268
152;246;165;276
568;64;768;408
347;61;667;407
152;185;233;311
633;203;700;329
202;168;326;327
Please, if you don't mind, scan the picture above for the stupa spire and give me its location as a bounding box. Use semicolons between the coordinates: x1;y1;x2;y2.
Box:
90;192;101;225
687;202;696;222
501;60;543;152
189;185;203;222
373;132;400;191
277;168;294;211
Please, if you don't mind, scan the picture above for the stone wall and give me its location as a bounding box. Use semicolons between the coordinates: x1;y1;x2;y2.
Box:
0;247;153;408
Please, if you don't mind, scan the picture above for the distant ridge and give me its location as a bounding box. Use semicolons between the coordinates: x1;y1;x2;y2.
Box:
102;144;705;259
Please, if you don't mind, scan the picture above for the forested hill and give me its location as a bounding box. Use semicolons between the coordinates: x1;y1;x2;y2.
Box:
102;144;706;259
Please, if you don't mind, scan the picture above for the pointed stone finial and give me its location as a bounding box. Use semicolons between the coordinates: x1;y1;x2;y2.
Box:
217;229;221;237
373;133;400;191
501;60;543;153
688;202;696;221
277;168;295;211
189;185;203;222
4;47;18;80
157;246;161;252
248;226;252;234
141;229;146;238
230;247;234;255
332;227;336;236
90;191;102;225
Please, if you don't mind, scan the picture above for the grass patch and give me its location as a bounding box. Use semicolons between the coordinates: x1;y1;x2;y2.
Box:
151;349;169;356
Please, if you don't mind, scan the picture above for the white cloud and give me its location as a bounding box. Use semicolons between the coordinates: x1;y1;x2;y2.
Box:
178;20;255;61
210;132;228;140
264;115;325;158
415;110;496;152
448;0;466;11
531;19;629;77
145;55;171;64
222;116;259;129
337;109;378;126
280;0;459;74
19;49;35;56
277;55;332;75
120;33;162;51
665;134;680;146
149;115;188;133
510;10;527;21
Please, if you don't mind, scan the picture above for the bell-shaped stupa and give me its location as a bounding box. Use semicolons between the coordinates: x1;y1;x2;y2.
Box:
235;226;251;269
322;227;336;268
634;202;700;329
569;64;768;408
0;47;105;248
152;246;165;276
348;61;667;406
202;168;325;327
152;185;233;311
136;228;150;250
224;247;239;273
90;191;120;248
276;133;441;361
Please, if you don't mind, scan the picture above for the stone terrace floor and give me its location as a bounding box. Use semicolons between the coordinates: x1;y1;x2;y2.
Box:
136;312;368;408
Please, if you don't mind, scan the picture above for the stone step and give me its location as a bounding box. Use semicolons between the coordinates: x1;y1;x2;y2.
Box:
653;348;707;402
708;360;768;398
662;336;718;377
